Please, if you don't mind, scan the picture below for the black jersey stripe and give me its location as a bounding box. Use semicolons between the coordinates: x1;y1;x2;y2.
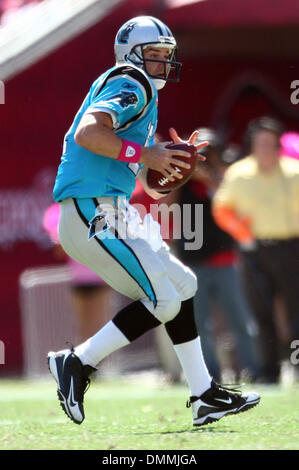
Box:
95;66;152;104
114;228;157;308
94;65;153;131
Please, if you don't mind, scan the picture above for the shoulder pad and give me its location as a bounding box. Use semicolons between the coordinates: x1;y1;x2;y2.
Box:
96;64;154;106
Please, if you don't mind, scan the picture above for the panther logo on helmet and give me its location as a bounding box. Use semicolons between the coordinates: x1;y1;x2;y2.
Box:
117;22;137;44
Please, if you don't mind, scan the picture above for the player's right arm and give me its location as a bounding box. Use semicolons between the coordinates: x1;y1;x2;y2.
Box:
74;111;191;182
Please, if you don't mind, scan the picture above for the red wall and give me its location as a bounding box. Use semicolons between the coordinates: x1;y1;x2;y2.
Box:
1;0;298;374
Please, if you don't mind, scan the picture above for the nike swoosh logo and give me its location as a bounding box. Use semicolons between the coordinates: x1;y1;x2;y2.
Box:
68;377;77;408
67;377;83;422
215;397;233;404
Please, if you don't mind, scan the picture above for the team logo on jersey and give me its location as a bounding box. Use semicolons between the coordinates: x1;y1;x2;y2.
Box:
117;22;137;44
109;90;138;109
88;212;110;240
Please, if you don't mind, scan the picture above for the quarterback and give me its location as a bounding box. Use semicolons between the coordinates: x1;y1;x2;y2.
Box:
48;16;260;426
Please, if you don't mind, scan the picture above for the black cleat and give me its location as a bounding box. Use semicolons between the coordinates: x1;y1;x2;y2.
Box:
187;379;260;427
47;349;96;424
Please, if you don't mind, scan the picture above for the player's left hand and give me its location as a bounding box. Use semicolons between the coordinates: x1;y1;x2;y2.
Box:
169;128;208;161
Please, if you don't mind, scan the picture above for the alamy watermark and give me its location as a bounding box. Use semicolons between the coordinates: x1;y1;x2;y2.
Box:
0;340;5;364
290;339;299;365
88;200;203;251
0;80;4;104
290;80;299;105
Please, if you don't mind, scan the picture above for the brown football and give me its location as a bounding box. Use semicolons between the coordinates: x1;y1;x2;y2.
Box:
146;142;198;193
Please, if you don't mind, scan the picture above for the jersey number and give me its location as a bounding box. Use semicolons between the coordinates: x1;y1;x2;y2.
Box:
128;162;140;175
145;120;155;147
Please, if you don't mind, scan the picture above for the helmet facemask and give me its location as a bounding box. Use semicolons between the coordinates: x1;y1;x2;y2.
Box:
125;42;182;89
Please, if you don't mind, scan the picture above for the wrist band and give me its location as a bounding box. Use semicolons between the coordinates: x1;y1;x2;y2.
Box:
117;139;142;163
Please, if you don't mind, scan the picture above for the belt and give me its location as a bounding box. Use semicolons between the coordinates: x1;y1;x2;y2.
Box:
257;237;299;246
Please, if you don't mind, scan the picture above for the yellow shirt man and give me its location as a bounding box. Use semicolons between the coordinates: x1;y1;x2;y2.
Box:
212;155;299;242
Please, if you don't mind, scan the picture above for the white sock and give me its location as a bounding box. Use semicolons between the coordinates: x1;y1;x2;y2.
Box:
173;336;212;396
74;320;129;367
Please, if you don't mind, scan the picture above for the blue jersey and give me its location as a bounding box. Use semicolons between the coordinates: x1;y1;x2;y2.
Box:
53;65;157;202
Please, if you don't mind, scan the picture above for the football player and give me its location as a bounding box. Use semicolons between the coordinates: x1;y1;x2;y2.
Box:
48;16;260;426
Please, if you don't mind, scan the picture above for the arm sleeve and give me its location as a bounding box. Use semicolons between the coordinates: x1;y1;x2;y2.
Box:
212;206;254;243
212;170;254;243
85;77;146;129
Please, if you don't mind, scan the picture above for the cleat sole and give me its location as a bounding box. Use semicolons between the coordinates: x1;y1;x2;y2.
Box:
193;398;260;427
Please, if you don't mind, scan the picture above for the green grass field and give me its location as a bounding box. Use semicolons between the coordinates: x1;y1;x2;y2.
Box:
0;377;298;450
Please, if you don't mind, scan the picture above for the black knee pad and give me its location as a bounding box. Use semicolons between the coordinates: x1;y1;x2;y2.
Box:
112;300;161;342
165;297;198;345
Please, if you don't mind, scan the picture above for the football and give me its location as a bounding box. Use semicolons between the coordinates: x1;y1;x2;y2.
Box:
146;142;198;193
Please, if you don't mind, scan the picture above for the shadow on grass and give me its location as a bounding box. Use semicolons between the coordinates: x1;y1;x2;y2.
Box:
129;426;237;436
87;425;238;438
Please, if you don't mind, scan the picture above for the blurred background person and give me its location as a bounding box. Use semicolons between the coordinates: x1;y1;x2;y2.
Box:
176;128;260;383
43;203;114;342
213;116;299;383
